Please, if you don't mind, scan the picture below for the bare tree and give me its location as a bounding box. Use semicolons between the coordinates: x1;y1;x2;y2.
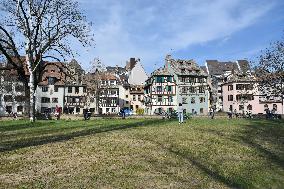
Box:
84;58;107;114
256;37;284;113
0;0;93;121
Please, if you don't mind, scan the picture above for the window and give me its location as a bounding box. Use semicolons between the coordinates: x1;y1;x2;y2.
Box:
136;105;139;109
191;97;195;104
181;87;187;93
200;108;204;114
181;77;186;82
247;104;252;111
181;68;185;73
158;96;162;102
41;97;50;103
186;77;192;83
229;105;233;111
111;90;117;95
228;95;233;101
17;106;23;112
138;95;141;101
112;108;116;113
76;108;80;113
48;77;55;85
198;78;204;83
169;96;173;102
157;86;162;92
228;85;233;91
68;87;72;93
4;95;13;102
239;105;244;111
110;80;115;85
14;95;25;102
156;76;163;83
15;85;24;92
54;86;58;92
133;95;136;101
190;87;195;93
199;87;205;93
167;76;172;82
126;101;129;104
192;109;195;114
273;104;277;111
52;98;58;103
125;95;128;98
42;86;48;92
167;86;172;92
200;97;205;103
41;107;48;113
236;94;254;101
264;104;268;110
5;85;12;92
236;84;244;90
83;87;86;93
182;97;187;104
75;87;79;93
106;108;110;113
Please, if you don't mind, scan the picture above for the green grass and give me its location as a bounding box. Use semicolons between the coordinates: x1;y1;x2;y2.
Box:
0;118;283;188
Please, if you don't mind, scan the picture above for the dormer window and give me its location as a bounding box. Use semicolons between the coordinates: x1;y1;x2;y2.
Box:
48;77;55;85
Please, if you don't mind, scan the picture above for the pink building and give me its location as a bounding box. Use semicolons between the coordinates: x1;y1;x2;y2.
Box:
222;75;283;114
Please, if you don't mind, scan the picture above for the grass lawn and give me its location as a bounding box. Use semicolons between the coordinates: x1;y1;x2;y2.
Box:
0;118;283;188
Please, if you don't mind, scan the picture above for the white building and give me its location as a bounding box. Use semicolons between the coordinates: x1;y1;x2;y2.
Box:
98;73;120;114
126;58;148;85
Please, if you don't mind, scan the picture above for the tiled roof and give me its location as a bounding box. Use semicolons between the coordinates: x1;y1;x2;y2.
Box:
200;66;208;74
237;60;250;73
206;60;250;76
100;73;118;80
151;67;171;76
38;62;67;86
106;66;126;74
167;56;207;76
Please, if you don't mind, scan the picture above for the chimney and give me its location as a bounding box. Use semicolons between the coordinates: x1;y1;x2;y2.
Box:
129;58;136;70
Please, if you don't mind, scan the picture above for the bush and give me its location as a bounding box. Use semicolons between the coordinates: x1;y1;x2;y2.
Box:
136;108;144;115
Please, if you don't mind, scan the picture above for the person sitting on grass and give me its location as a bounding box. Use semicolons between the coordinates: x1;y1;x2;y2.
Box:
177;103;183;124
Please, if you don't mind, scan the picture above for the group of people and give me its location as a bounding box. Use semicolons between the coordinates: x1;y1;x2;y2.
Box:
227;109;252;119
44;105;61;120
265;108;278;119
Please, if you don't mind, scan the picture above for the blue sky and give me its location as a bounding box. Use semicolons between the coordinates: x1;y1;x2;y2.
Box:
73;0;284;73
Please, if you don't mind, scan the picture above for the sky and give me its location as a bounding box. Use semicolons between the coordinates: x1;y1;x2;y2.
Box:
72;0;284;73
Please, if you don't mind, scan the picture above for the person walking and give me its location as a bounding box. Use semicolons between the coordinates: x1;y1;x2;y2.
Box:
177;103;183;124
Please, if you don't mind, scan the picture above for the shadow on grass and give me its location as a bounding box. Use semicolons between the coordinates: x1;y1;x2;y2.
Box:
0;119;169;153
239;119;284;169
138;119;284;188
0;121;55;132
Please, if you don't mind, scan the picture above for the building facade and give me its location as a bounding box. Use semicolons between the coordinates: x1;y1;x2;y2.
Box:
144;67;177;115
0;62;28;116
98;73;120;114
205;59;250;111
222;74;283;114
166;55;209;114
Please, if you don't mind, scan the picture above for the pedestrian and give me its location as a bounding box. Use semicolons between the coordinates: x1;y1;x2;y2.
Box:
234;109;237;118
211;105;216;119
55;105;61;120
177;103;183;124
120;108;126;119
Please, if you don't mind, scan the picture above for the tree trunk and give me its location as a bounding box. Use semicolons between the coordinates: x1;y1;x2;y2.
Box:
27;58;35;122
